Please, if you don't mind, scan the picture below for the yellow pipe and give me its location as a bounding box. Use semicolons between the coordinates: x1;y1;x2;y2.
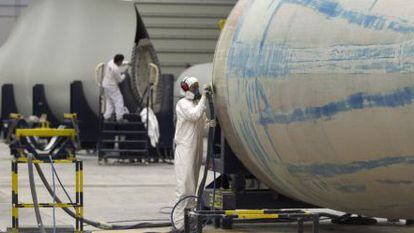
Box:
225;209;265;215
16;128;76;140
17;157;75;164
80;162;84;231
11;161;18;232
76;162;80;231
236;213;279;219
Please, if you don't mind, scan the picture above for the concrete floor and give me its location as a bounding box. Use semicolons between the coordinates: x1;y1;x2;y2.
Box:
0;142;413;233
96;223;414;233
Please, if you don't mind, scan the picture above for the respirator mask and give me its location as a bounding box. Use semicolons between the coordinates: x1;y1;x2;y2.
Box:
181;76;201;100
184;88;201;100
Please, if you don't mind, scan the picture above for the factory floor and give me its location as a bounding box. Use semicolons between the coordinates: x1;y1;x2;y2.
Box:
0;142;413;233
96;223;414;233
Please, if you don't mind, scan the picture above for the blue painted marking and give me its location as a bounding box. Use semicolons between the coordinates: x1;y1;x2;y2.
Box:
260;86;414;125
235;79;285;164
311;179;330;192
260;1;284;51
258;0;414;50
318;1;339;16
283;0;414;33
287;155;414;178
256;80;283;162
230;1;414;80
227;42;414;79
335;184;366;193
237;113;277;176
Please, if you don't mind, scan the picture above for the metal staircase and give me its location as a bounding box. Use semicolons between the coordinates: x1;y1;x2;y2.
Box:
97;113;149;164
96;72;154;164
95;52;157;163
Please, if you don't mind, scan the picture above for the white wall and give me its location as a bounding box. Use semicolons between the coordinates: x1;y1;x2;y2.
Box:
0;0;30;46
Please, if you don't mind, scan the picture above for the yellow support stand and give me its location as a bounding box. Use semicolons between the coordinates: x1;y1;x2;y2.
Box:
15;128;76;140
10;113;83;232
11;158;84;233
11;161;18;233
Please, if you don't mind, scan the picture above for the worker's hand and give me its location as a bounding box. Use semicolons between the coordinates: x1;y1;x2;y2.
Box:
203;84;212;96
207;119;216;128
122;61;132;66
120;74;126;81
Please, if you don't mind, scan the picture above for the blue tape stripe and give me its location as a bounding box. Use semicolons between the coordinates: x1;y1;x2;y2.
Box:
283;0;414;34
228;42;414;79
287;155;414;178
259;86;414;125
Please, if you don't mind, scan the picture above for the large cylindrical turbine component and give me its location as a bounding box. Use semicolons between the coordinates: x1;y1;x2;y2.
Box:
214;0;414;219
0;0;162;117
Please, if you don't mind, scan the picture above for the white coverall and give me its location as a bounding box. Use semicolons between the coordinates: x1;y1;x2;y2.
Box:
140;107;160;147
173;95;207;229
102;59;125;121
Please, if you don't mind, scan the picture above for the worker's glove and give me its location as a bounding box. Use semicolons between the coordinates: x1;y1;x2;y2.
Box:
207;119;216;128
122;61;132;66
26;115;40;123
203;84;212;96
120;74;126;81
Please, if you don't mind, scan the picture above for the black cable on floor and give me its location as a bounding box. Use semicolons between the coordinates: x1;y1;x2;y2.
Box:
28;154;47;233
34;163;171;230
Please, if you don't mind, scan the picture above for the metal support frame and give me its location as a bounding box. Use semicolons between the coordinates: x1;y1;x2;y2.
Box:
75;160;84;232
97;73;151;163
184;209;320;233
204;123;318;211
9;114;83;232
11;158;84;233
15;128;76;140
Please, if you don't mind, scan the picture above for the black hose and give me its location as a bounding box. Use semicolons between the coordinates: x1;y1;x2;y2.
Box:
33;163;171;230
196;150;211;211
211;142;217;211
196;92;216;210
28;154;47;233
170;195;198;230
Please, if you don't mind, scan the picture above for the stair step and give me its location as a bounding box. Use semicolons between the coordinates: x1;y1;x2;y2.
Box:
102;140;147;143
100;149;147;153
102;130;146;135
103;121;143;126
124;113;139;116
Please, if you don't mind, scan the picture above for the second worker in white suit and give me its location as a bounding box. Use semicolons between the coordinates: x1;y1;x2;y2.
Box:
172;76;215;232
102;54;128;121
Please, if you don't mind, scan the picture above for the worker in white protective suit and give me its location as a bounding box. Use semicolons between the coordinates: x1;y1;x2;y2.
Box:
172;76;215;232
102;54;129;121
